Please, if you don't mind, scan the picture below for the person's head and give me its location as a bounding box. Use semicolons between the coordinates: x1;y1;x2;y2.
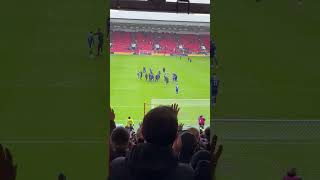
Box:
190;150;211;169
187;127;200;143
135;124;144;144
179;131;198;163
142;106;178;146
213;73;217;77
287;168;297;177
58;173;66;180
90;31;93;34
0;144;17;180
204;127;210;140
194;160;211;180
128;116;131;119
111;127;130;152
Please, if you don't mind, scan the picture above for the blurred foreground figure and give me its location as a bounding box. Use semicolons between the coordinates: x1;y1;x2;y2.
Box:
0;144;17;180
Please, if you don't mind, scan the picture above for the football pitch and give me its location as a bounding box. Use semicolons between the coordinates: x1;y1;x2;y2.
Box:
110;55;210;128
213;0;320;179
0;0;108;179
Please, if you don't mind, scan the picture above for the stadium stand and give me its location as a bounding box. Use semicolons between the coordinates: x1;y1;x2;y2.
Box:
110;18;210;56
110;31;210;55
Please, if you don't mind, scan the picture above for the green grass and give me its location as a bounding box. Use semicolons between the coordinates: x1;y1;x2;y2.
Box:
110;55;210;127
0;0;108;179
213;0;320;179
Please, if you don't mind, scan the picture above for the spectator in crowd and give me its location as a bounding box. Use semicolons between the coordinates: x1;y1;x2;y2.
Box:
172;132;182;157
190;150;211;170
0;144;17;180
135;124;144;144
194;160;211;180
190;150;211;180
58;173;66;180
187;127;200;143
283;168;302;180
110;127;130;161
204;126;210;142
179;132;198;164
202;127;211;151
110;104;194;180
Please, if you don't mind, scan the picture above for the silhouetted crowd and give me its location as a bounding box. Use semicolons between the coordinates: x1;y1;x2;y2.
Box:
109;104;222;180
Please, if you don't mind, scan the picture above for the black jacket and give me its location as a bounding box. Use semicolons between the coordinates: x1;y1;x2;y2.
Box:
110;143;194;180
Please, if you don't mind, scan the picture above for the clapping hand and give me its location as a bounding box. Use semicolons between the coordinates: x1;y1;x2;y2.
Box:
109;107;116;132
171;103;180;116
178;123;184;132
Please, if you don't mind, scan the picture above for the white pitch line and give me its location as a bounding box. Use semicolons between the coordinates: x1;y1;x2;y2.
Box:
152;99;210;101
111;105;143;108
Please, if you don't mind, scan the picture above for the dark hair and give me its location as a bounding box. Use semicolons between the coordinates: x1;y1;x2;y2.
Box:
194;160;211;180
188;127;200;142
287;168;297;177
179;132;198;163
190;150;211;169
58;173;66;180
128;116;131;119
111;127;129;147
204;127;210;139
142;106;178;146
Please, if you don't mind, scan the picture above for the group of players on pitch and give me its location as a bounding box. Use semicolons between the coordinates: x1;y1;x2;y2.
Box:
137;66;180;94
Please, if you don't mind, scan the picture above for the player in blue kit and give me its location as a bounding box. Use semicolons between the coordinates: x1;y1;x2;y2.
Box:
172;73;178;82
94;28;104;56
164;73;169;85
176;84;179;94
88;31;94;56
145;73;148;81
211;40;218;68
211;73;219;106
106;17;110;37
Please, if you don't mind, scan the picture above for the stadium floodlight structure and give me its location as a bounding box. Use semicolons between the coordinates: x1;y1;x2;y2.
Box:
111;0;209;14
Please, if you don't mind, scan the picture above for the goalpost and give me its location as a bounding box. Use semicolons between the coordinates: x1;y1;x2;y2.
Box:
145;99;210;126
